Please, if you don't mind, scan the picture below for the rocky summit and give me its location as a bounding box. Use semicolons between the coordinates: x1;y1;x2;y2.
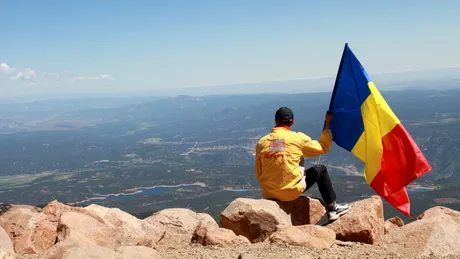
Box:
0;196;459;259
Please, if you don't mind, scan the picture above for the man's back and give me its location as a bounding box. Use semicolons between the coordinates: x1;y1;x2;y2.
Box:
253;107;350;222
254;126;332;201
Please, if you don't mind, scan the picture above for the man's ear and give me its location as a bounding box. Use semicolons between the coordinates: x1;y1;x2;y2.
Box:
290;119;295;126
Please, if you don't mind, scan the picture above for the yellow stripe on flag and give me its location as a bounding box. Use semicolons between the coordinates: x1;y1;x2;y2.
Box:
351;82;401;184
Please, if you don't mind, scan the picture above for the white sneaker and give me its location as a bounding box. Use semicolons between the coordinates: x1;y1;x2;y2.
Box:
327;203;350;221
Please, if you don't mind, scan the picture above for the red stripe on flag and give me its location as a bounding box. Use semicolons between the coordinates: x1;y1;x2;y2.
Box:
370;123;432;217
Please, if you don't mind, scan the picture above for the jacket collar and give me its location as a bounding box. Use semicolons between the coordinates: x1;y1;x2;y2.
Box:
272;125;291;131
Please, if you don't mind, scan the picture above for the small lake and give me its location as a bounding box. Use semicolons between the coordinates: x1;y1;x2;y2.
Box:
407;187;433;194
103;185;196;201
77;184;200;205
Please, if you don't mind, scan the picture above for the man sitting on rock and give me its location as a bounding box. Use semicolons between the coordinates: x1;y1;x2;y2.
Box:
254;107;350;221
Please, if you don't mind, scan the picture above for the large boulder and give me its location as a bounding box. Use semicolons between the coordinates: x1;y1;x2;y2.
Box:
417;206;460;222
0;205;57;254
384;216;404;234
192;221;250;246
0;226;14;254
200;228;250;246
85;204;159;248
0;201;111;255
269;225;335;248
380;211;460;258
220;197;326;243
43;200;104;223
57;211;122;248
144;208;218;248
325;196;384;244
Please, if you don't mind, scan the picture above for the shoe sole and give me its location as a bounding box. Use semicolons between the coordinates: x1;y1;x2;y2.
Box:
327;206;351;221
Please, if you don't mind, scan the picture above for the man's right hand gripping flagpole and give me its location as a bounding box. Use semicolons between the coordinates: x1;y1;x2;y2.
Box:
317;111;334;165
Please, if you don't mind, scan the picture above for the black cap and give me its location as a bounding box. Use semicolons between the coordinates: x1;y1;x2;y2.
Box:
275;107;294;122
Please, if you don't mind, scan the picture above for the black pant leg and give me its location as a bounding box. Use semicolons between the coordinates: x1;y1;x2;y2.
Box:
303;164;337;205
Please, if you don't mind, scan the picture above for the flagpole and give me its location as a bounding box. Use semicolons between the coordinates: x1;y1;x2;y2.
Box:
318;43;349;167
328;43;349;113
316;155;322;166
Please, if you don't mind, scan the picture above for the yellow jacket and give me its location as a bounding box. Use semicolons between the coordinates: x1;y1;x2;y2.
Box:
254;126;332;201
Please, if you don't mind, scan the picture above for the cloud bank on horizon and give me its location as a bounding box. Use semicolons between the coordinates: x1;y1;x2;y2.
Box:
1;59;459;99
0;62;114;95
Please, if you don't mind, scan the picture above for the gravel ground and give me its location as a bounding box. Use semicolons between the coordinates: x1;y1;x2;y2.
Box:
158;241;413;259
13;241;460;259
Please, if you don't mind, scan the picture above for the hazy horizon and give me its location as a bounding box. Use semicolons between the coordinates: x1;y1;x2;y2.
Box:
1;66;459;102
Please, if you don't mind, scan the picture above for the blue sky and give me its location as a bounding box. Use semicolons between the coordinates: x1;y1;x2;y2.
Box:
1;0;460;97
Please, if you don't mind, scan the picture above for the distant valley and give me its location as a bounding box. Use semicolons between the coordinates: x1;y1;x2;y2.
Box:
0;87;459;221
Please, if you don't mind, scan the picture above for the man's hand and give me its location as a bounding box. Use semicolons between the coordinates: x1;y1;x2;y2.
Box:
324;111;334;129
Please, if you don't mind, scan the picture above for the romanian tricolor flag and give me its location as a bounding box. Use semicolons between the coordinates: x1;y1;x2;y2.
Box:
328;43;432;217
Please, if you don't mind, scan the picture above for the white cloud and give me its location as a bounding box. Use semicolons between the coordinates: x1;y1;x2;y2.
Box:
70;76;86;83
72;74;113;82
10;68;36;81
0;63;14;74
1;61;114;88
100;74;113;80
43;72;60;80
88;74;113;80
